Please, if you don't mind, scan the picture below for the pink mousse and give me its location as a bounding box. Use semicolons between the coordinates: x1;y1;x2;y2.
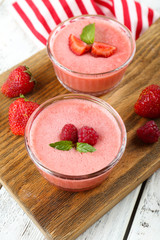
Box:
51;18;131;74
29;99;121;176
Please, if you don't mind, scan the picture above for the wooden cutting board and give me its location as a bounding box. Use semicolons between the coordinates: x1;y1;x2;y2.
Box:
0;18;160;240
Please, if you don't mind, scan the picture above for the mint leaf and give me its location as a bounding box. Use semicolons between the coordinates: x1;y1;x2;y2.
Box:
80;23;95;44
49;141;96;153
49;141;73;151
76;142;96;153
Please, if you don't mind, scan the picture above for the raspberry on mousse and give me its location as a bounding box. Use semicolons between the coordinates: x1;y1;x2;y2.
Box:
60;124;78;143
78;126;99;146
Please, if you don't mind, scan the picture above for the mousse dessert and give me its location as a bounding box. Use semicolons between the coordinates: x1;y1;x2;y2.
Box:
25;94;126;191
47;15;135;96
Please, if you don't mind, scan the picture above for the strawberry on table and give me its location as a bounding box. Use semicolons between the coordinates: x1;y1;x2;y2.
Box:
9;95;39;136
134;84;160;118
69;34;91;56
1;65;35;98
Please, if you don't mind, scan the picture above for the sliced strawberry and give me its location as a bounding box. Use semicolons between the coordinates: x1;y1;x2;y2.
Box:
91;42;117;58
69;34;91;56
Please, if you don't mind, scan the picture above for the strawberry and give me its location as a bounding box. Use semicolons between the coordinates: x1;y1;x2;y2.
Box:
9;96;39;136
91;42;117;58
134;84;160;118
69;34;91;56
1;65;35;98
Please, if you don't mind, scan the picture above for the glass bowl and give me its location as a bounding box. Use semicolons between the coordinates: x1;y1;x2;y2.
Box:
25;94;127;191
47;15;136;96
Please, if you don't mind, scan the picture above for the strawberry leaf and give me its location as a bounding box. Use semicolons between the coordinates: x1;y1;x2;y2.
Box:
24;65;32;76
76;142;96;153
80;23;95;44
49;141;73;151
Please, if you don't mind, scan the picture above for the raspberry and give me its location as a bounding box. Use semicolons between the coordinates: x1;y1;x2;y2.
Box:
78;126;99;146
134;84;160;118
137;121;160;144
60;124;78;143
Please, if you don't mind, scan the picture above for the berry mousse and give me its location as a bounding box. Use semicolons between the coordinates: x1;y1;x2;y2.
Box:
25;95;126;191
47;15;135;96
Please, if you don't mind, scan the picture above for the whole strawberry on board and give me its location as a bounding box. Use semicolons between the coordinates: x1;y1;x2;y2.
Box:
134;84;160;118
9;95;39;136
1;65;35;98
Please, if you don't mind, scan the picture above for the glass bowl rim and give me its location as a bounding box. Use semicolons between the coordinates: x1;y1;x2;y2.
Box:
47;14;136;76
25;93;127;180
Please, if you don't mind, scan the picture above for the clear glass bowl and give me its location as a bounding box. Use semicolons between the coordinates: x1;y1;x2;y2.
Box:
25;94;127;191
47;15;136;96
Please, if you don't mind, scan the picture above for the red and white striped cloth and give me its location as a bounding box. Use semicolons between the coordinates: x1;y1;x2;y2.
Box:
11;0;159;48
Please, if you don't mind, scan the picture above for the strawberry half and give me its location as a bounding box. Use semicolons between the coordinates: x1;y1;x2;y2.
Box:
69;34;91;56
91;42;117;58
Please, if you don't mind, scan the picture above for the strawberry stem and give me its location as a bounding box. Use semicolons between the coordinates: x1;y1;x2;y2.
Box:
24;65;32;76
19;94;28;101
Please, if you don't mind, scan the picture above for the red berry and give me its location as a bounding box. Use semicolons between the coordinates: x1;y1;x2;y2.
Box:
134;84;160;118
1;65;35;98
137;120;160;144
60;124;78;143
9;96;39;136
78;126;99;146
69;34;91;56
91;42;117;58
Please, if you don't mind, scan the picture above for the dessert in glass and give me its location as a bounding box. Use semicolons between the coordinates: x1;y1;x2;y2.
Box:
47;15;136;96
25;94;127;191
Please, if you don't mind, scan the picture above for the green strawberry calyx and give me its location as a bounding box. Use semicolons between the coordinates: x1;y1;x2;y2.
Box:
24;65;36;83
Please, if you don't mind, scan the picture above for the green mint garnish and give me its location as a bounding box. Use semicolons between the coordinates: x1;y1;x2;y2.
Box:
76;142;96;153
80;23;95;44
49;141;96;153
49;141;73;151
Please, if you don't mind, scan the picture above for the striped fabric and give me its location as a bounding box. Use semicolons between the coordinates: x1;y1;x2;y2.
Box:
11;0;159;48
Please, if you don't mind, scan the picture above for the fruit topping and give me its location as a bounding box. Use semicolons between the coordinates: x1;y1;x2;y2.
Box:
50;124;98;152
134;84;160;118
91;42;117;58
80;23;95;44
78;126;99;146
60;123;78;143
1;65;35;98
137;120;160;144
9;95;39;136
69;34;91;56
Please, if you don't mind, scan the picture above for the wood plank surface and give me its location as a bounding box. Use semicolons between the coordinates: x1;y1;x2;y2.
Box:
0;18;160;240
128;170;160;240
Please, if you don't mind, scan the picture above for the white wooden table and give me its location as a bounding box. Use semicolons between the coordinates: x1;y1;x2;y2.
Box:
0;1;160;239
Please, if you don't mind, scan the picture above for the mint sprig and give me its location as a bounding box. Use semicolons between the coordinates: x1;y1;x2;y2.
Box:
80;23;95;44
76;142;96;153
49;141;96;153
49;141;73;151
